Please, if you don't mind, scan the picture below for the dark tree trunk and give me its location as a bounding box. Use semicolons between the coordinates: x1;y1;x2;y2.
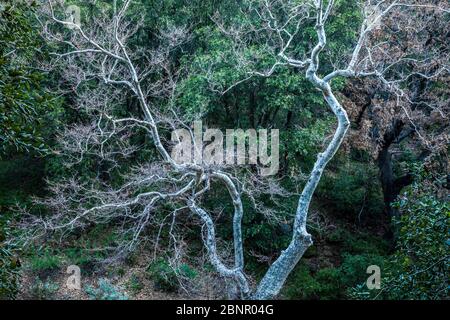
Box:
223;99;234;125
377;119;414;217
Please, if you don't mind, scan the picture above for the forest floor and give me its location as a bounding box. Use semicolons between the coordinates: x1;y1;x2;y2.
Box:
5;157;392;300
16;208;390;300
17;250;185;300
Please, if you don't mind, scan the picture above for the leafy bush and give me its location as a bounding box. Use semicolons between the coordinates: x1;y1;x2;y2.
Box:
283;253;386;300
283;117;335;172
85;278;128;300
282;264;322;299
29;249;61;272
318;160;383;217
350;172;449;300
0;1;62;155
313;268;343;299
339;254;385;287
282;264;347;300
146;258;179;292
178;263;198;280
326;227;389;255
64;248;94;268
126;274;144;294
146;257;198;292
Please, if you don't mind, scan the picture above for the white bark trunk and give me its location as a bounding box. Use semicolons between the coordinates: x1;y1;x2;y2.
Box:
253;13;350;299
253;87;349;299
188;200;250;298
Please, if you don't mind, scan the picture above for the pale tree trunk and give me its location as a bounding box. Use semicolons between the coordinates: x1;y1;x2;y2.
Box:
253;5;351;298
253;85;350;299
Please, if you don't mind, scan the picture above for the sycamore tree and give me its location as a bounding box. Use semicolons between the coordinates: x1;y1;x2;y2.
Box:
20;0;448;299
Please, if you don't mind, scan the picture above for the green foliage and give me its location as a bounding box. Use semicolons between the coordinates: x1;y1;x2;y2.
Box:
312;268;343;298
283;225;389;300
29;277;59;300
178;263;198;280
282;264;346;300
63;248;94;269
0;8;62;295
318;156;384;217
61;225;121;267
242;212;291;257
0;216;19;299
389;180;448;298
126;274;144;294
146;258;179;292
85;278;128;300
0;1;62;155
339;254;385;287
283;117;335;172
0;157;46;207
325;228;389;255
351;171;448;300
146;257;197;293
29;249;61;272
282;264;323;299
283;253;386;300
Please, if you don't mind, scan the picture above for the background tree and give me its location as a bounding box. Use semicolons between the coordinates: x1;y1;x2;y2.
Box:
0;0;62;300
341;1;449;217
351;165;449;299
0;0;61;155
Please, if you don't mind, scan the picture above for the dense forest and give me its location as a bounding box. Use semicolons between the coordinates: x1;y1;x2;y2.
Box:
0;0;448;301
